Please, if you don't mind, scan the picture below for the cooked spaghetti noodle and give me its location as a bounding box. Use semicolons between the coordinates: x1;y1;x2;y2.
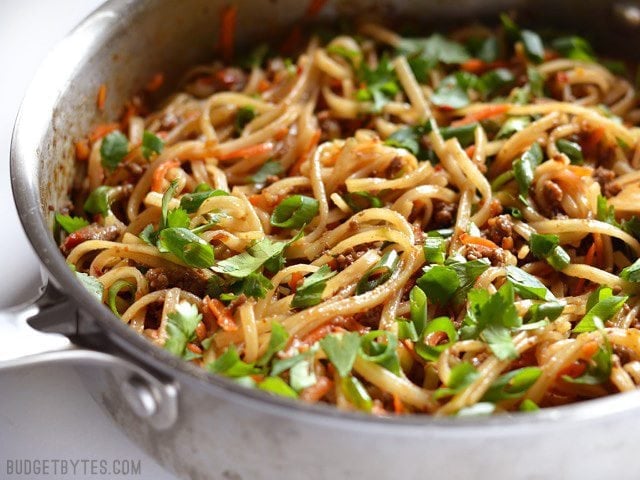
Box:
56;12;640;416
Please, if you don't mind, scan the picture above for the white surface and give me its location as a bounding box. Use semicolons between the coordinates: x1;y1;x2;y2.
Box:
0;2;175;479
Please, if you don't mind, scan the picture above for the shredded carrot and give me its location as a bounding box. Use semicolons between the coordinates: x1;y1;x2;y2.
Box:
572;241;596;296
257;78;272;93
195;321;207;342
75;140;91;161
305;0;328;17
558;361;587;379
96;84;107;111
327;258;338;270
593;232;603;267
459;232;499;250
288;272;304;292
207;297;238;332
290;129;321;175
465;145;476;158
451;104;509;127
583;126;605;156
220;5;237;63
300;324;336;346
274;126;289;141
300;376;333;402
581;340;599;359
460;58;487;74
216;141;274;161
392;393;405;414
567;165;594;177
249;194;268;209
187;343;203;355
146;73;164;92
89;122;119;143
151;160;180;192
280;26;303;56
556;71;569;85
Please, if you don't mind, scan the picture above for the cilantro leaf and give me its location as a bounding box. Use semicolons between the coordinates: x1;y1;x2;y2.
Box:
290;359;317;391
256;321;289;367
74;269;104;301
356;54;400;112
552;36;596;62
212;233;300;278
142;131;164;159
398;34;470;65
431;72;477;109
505;265;555;301
291;265;336;309
166;208;190;229
417;265;459;304
461;282;521;360
157;227;215;268
164;302;202;357
84;186;113;216
240;272;273;298
573;287;627;333
208;345;259;377
248;160;283;184
100;131;129;170
55;213;89;233
621;258;640;282
320;332;360;378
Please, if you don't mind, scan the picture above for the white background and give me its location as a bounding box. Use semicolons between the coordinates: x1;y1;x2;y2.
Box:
0;1;175;479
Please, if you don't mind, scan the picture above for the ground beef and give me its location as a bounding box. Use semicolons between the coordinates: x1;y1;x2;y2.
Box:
317;110;341;141
334;247;368;270
144;301;163;330
465;244;509;266
353;305;383;328
145;267;209;297
61;222;124;255
593;166;622;198
431;200;457;228
542;180;563;210
384;156;404;178
486;214;515;250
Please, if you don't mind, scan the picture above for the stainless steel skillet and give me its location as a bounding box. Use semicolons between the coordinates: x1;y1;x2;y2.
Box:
5;1;640;478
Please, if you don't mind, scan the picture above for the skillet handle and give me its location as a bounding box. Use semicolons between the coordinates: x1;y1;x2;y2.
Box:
0;282;179;430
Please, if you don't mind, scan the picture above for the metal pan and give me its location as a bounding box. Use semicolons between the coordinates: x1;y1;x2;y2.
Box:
5;1;640;478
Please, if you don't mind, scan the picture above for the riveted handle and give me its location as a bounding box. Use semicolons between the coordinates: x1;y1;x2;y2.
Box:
0;281;179;430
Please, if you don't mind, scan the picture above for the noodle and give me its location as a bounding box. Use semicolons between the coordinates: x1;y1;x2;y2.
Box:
56;13;640;416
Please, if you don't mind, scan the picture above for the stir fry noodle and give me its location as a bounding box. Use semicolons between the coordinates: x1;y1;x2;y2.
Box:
57;13;640;416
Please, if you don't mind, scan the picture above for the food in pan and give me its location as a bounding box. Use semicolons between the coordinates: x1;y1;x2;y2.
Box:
56;12;640;416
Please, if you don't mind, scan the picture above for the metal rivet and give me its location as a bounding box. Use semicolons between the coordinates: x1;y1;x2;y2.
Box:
121;375;158;418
